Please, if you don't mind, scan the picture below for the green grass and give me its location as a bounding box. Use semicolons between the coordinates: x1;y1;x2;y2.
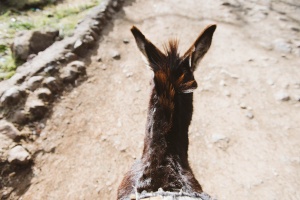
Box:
0;0;100;80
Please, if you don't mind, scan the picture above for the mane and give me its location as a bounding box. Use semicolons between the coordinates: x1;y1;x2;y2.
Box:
149;39;181;72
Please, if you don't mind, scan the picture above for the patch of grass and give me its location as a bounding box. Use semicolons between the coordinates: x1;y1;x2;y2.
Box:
9;21;35;30
0;0;101;80
0;48;18;80
0;44;7;53
54;4;96;19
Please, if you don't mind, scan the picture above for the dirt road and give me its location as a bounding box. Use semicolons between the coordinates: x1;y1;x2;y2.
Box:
16;0;300;199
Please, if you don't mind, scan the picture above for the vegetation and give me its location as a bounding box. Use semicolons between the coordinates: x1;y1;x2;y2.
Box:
0;0;100;80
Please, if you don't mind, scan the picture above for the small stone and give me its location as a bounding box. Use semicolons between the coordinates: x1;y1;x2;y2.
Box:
74;39;83;49
267;79;274;86
27;76;44;91
43;77;61;93
111;50;121;60
25;98;48;120
222;2;231;6
97;57;102;62
240;103;247;109
126;72;133;78
64;52;77;62
34;87;53;102
219;80;226;86
12;110;28;124
211;134;228;143
123;38;129;44
273;39;292;53
0;120;20;140
291;27;300;32
223;90;231;97
100;65;107;70
67;61;86;74
246;111;254;119
275;91;290;101
60;66;80;84
112;0;118;8
8;145;31;165
43;65;58;74
0;87;26;106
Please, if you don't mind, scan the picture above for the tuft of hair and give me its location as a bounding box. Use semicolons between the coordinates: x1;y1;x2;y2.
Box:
162;39;181;71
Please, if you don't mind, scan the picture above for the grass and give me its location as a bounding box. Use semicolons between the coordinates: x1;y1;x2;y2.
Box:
0;0;100;80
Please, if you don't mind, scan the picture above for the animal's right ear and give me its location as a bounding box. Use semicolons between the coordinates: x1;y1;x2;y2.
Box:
131;26;165;71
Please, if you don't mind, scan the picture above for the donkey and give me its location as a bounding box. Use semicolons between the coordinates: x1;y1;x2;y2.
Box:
118;24;216;200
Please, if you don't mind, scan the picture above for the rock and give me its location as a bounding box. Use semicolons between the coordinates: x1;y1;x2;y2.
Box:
8;145;31;165
43;77;62;93
267;79;274;86
275;91;290;101
111;50;121;60
34;88;53;102
11;110;29;125
211;134;229;143
219;80;226;86
0;86;26;106
97;57;102;62
240;103;247;109
123;38;130;44
60;61;86;83
246;111;254;119
0;120;20;140
64;52;78;62
25;97;48;120
273;39;292;54
67;61;86;75
291;27;300;32
43;64;58;74
11;30;59;61
26;76;44;91
223;90;231;97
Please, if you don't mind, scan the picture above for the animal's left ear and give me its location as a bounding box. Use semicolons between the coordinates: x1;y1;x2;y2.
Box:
183;24;217;71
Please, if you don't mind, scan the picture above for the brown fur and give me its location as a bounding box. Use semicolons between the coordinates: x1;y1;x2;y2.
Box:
117;25;216;200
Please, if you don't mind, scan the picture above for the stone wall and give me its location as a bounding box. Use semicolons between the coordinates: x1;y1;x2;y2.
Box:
0;0;124;171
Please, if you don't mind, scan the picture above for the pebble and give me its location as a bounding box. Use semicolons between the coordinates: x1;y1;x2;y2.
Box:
0;87;25;106
111;50;121;60
64;52;77;62
223;90;231;97
246;111;254;119
8;145;31;165
34;87;53;102
273;39;292;53
25;98;48;120
0;120;20;140
240;103;247;109
267;79;274;86
12;110;28;124
291;27;300;32
43;77;61;93
211;134;229;143
67;61;86;74
275;91;290;101
219;80;226;86
123;38;130;44
27;76;44;91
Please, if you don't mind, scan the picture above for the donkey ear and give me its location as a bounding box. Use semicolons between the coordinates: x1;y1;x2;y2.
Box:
131;26;165;71
184;24;217;71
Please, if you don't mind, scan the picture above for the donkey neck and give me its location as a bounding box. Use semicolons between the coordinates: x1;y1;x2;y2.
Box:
143;86;194;162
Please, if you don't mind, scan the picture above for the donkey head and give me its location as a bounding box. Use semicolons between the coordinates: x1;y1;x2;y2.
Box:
131;25;216;95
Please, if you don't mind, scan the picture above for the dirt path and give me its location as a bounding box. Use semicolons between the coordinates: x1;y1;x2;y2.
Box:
18;0;300;199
